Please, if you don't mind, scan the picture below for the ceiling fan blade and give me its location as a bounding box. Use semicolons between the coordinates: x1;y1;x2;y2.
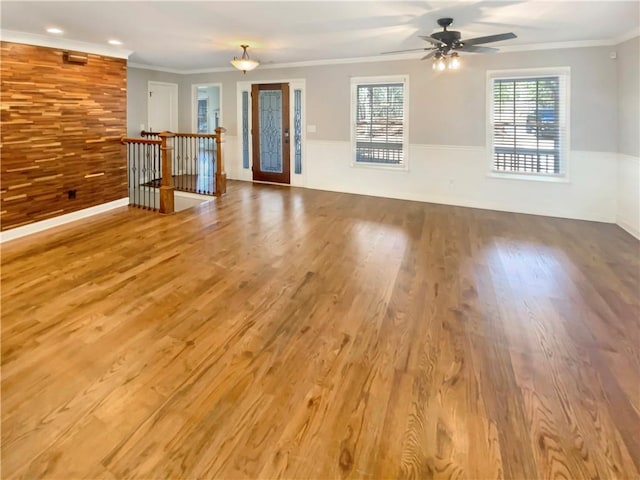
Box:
456;45;499;53
381;47;433;55
421;50;438;60
418;35;445;47
462;32;517;46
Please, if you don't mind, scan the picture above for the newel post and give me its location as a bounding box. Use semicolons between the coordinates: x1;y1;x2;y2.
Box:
215;127;227;197
158;131;175;214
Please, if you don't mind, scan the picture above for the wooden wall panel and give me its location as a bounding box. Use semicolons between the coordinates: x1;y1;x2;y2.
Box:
0;41;127;231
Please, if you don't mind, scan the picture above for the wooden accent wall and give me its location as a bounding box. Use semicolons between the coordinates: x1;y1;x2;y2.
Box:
0;41;127;231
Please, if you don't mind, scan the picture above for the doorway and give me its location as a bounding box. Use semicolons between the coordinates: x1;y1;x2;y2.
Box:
147;81;178;132
251;83;290;184
192;84;221;134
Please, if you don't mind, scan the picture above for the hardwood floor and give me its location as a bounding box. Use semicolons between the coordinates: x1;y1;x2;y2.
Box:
2;181;639;479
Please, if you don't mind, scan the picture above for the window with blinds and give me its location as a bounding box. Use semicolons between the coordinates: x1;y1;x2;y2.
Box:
489;69;569;176
352;78;407;167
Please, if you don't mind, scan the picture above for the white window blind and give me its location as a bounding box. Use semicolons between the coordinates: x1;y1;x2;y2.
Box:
490;72;568;175
354;82;405;166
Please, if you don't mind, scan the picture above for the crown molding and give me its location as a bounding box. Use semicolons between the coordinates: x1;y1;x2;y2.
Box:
256;52;422;71
612;26;640;45
499;39;612;53
127;62;236;75
0;30;132;59
176;66;235;75
126;62;186;74
131;51;436;75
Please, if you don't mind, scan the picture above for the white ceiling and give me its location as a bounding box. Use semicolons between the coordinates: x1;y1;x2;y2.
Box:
1;1;639;72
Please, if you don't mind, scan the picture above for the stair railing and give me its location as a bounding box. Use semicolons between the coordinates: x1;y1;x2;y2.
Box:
121;136;162;211
141;128;226;197
121;133;174;214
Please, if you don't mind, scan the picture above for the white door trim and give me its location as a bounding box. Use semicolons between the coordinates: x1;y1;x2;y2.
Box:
236;78;306;187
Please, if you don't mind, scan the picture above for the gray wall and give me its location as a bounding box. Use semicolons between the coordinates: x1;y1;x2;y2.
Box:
617;36;640;157
127;45;621;153
126;66;182;137
180;45;618;152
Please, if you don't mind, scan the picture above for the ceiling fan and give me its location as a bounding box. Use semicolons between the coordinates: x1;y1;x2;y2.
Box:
383;17;517;64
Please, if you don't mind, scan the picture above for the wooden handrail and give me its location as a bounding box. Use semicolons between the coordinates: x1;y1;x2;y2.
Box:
174;132;217;139
141;130;217;139
140;130;161;137
121;137;162;145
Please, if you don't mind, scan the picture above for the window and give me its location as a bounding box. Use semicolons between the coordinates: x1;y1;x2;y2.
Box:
197;99;208;133
488;68;569;177
294;89;302;174
242;91;249;169
352;76;408;168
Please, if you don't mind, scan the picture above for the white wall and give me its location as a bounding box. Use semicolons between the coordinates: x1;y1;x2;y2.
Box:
616;36;640;238
302;142;616;222
618;154;640;238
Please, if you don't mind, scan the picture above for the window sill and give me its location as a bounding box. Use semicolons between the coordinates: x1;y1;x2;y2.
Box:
487;171;570;184
351;162;408;172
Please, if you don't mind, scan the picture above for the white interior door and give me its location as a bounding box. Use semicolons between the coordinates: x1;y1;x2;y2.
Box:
148;81;178;132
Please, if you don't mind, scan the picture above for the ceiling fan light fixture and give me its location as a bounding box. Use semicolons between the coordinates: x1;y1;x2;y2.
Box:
432;52;441;70
448;52;461;70
231;45;259;74
434;55;446;71
387;17;516;71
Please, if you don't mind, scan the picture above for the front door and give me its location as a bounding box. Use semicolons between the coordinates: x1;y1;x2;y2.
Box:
251;83;290;184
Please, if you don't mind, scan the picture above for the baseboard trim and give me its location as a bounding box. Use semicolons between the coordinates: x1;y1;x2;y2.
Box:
616;217;640;240
0;198;129;243
303;184;614;223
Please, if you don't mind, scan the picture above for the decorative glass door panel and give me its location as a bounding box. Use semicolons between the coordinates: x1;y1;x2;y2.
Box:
251;83;290;184
259;90;283;173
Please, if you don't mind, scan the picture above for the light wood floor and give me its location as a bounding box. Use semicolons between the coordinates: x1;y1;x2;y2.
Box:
2;181;639;479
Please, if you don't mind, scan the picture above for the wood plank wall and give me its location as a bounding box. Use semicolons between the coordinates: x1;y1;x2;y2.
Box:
0;41;127;231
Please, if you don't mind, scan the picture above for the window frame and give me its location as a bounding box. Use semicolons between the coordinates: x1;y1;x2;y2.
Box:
486;67;571;182
350;75;409;171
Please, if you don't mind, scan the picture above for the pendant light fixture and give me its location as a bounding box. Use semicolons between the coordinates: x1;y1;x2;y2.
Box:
231;45;259;74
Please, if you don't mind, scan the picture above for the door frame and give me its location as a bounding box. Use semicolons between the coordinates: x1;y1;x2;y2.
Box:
147;81;178;133
236;78;306;186
191;83;223;133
